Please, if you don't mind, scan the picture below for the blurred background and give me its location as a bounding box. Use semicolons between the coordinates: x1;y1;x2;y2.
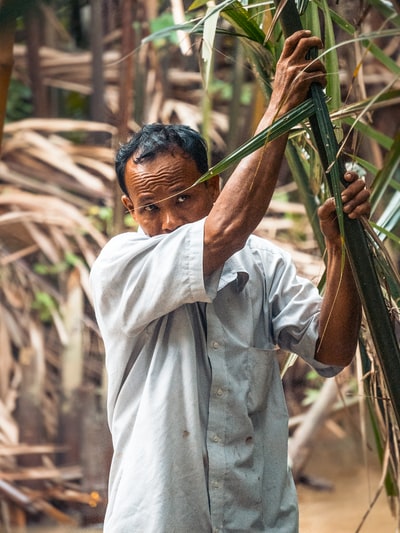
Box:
0;0;399;531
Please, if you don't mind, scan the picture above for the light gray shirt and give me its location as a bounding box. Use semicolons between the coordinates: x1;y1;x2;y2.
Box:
90;218;341;533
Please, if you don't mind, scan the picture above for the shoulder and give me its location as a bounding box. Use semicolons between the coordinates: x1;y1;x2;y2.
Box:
91;231;143;267
231;234;305;291
245;234;293;265
106;229;151;249
99;230;148;255
91;220;206;279
90;231;148;279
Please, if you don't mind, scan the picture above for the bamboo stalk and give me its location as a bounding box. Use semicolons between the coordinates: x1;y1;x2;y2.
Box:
274;0;400;427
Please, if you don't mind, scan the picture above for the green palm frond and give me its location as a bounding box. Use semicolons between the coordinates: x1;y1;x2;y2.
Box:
273;0;400;421
195;98;316;182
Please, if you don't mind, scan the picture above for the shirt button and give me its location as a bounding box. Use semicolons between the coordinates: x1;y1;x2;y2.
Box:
212;434;220;443
211;341;219;349
216;388;223;397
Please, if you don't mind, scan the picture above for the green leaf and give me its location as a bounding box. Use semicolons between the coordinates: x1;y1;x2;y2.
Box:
194;98;316;182
222;1;269;45
371;132;400;210
313;1;400;76
318;0;341;112
142;20;197;45
202;6;220;87
189;0;210;10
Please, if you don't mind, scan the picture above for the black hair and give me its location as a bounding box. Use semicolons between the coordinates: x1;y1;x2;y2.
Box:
115;123;209;196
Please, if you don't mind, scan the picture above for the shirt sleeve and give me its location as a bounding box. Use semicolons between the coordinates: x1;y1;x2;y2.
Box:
90;219;220;336
265;245;343;378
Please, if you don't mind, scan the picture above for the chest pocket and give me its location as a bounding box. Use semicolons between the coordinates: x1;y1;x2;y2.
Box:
246;347;285;415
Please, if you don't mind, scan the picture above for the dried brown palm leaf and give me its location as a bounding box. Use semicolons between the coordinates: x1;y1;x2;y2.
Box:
9;130;107;193
3;117;117;136
0;399;18;446
67;155;115;182
12;44;120;87
0;316;17;402
0;189;107;250
0;161;106;208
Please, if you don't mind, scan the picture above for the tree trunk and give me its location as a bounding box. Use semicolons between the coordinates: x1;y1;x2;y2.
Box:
112;0;135;235
24;2;49;117
0;3;17;154
90;0;106;126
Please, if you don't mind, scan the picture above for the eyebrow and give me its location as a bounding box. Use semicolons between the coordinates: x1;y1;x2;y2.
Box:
136;185;191;207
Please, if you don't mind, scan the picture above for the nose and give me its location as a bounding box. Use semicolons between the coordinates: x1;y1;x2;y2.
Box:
161;210;182;233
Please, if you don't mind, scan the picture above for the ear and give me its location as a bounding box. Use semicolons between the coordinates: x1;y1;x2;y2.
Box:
121;195;137;221
206;175;220;202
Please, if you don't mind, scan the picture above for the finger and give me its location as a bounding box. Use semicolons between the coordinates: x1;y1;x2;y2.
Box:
343;190;371;218
346;202;371;219
343;171;364;188
281;30;323;60
342;174;370;203
304;58;326;73
342;180;367;202
301;68;327;89
343;186;370;207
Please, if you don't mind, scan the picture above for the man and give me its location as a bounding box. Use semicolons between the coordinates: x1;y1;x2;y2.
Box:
90;30;370;532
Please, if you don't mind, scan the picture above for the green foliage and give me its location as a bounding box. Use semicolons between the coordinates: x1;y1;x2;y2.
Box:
62;91;90;120
302;369;324;406
33;252;81;276
149;12;180;47
0;0;39;24
87;205;137;233
31;290;57;323
6;79;33;122
208;78;252;104
87;205;114;234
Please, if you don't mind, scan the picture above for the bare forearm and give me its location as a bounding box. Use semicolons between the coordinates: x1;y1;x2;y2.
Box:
203;127;289;275
315;244;361;366
202;31;327;276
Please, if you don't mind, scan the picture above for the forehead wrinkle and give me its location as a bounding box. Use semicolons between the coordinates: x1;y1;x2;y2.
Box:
126;156;201;207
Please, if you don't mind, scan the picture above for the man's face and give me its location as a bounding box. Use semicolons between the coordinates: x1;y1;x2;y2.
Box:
121;150;219;237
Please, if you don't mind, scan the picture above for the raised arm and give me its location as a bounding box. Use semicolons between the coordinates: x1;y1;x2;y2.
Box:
315;171;371;366
203;30;326;276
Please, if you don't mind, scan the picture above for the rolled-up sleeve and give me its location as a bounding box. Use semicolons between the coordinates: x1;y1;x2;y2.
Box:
258;242;343;378
90;219;220;336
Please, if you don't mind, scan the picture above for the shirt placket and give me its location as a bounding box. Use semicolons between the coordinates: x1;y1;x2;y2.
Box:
206;304;228;532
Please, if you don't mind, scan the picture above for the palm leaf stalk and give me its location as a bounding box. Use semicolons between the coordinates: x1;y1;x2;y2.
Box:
195;97;316;181
274;0;400;427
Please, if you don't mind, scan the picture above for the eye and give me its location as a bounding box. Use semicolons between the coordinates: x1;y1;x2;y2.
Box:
177;194;189;204
143;203;159;213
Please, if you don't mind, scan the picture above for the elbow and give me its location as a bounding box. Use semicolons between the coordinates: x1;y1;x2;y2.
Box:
315;340;357;367
203;224;248;276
